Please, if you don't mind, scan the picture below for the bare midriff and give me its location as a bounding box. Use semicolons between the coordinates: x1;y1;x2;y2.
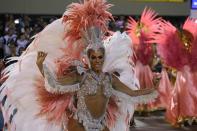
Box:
85;85;108;118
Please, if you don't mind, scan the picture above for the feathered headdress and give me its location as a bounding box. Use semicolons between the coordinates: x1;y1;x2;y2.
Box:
62;0;113;52
55;0;113;76
183;18;197;41
127;8;161;65
127;7;161;44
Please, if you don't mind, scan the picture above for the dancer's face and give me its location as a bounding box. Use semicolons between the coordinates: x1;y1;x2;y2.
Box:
89;49;104;73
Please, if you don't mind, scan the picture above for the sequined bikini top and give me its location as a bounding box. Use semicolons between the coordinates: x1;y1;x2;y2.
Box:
79;70;113;97
74;70;113;131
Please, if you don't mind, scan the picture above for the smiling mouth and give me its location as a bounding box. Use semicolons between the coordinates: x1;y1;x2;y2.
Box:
95;64;101;67
94;64;102;68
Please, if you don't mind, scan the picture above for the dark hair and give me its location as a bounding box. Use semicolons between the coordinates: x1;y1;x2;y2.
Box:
87;47;105;58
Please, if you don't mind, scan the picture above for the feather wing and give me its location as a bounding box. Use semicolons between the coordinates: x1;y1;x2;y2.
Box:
0;18;77;131
152;20;189;70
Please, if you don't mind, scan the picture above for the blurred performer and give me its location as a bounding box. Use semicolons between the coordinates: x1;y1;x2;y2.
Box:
0;1;158;131
151;44;173;110
153;18;197;126
127;8;161;113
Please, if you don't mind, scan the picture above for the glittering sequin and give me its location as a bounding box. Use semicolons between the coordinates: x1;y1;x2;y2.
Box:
75;70;113;131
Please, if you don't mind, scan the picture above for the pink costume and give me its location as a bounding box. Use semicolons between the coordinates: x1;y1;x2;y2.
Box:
156;69;173;109
127;8;162;111
152;18;197;126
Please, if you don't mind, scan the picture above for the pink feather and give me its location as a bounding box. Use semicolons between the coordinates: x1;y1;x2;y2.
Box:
127;8;161;65
54;43;85;79
62;0;113;48
183;18;197;71
35;77;76;124
152;20;190;70
106;97;119;128
183;18;197;39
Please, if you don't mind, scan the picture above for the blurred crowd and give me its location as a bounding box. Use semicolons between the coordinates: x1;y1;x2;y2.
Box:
0;14;131;70
0;14;185;62
0;14;52;58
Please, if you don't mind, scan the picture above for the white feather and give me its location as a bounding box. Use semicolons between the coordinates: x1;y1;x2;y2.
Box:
0;18;68;131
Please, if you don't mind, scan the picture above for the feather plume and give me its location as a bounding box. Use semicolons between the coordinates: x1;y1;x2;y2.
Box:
183;18;197;40
35;77;75;124
62;0;113;48
152;20;189;70
106;97;119;128
183;18;197;71
127;8;161;65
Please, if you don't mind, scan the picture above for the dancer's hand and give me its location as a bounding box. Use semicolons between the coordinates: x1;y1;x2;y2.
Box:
36;51;47;76
36;51;47;66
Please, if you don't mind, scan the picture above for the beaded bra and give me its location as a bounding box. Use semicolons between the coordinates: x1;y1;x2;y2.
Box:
74;70;113;131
